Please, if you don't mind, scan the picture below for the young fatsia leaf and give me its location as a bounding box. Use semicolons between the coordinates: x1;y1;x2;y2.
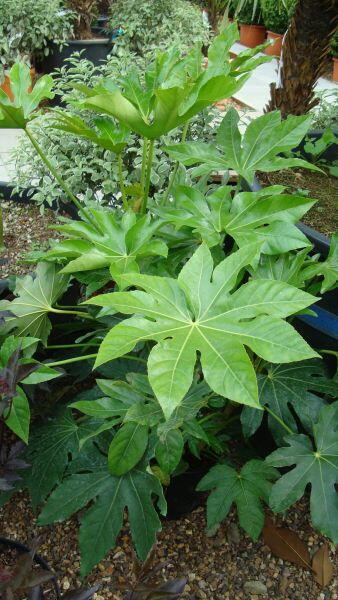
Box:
87;243;317;418
266;402;338;543
45;209;167;275
241;360;337;443
165;108;321;183
0;263;69;345
197;459;279;539
0;63;54;128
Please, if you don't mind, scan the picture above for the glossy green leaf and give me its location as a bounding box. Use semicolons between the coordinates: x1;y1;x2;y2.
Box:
266;403;338;543
46;209;167;275
20;363;62;385
301;232;338;293
75;26;267;139
4;387;30;443
0;263;69;345
156;429;184;474
108;422;148;476
157;184;314;254
0;63;54;128
197;459;279;539
241;360;337;443
165;109;321;183
87;243;317;418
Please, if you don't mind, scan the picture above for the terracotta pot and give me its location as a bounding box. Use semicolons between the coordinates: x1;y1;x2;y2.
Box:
333;58;338;83
264;30;284;57
0;68;35;101
239;23;266;48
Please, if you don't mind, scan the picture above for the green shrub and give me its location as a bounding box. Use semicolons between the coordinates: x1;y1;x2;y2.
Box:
261;0;295;34
0;0;74;81
109;0;210;57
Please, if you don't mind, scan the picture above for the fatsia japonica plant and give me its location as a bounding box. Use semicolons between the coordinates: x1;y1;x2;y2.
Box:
0;21;337;576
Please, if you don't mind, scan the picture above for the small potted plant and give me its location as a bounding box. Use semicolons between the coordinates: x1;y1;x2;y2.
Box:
236;0;266;48
43;0;113;71
261;0;295;57
0;0;74;97
332;30;338;83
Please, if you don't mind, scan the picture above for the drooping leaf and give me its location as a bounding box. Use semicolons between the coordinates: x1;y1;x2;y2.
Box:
155;429;184;474
241;360;337;443
46;209;167;275
87;243;317;419
108;422;148;476
156;184;314;254
0;63;54;128
0;263;69;345
262;516;311;569
266;402;338;542
312;544;334;587
196;459;279;539
165;109;321;183
4;387;30;443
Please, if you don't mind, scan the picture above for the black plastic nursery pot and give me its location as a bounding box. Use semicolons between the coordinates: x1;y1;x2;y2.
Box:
0;537;61;598
293;128;338;162
41;38;112;73
0;180;79;220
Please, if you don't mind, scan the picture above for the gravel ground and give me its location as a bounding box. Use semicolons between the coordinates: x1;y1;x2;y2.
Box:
0;200;62;279
0;492;336;599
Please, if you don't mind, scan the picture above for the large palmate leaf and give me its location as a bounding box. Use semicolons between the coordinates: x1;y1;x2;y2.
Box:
197;459;279;539
38;452;166;576
0;63;54;128
0;272;69;346
87;243;317;419
266;402;338;542
46;209;167;275
165;109;320;183
75;25;269;139
0;263;69;345
24;409;90;509
51;112;130;154
241;360;337;444
157;184;314;254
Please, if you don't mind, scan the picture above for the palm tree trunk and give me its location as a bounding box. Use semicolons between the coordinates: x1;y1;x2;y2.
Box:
265;0;338;117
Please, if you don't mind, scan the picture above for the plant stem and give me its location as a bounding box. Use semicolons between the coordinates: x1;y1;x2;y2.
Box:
265;406;293;435
46;343;100;349
118;153;128;211
141;139;155;214
50;307;94;320
46;354;97;368
163;120;190;204
140;138;148;193
24;126;97;228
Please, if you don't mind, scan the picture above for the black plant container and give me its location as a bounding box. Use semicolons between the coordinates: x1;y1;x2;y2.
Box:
0;537;61;599
41;38;112;73
293;128;338;163
0;180;79;220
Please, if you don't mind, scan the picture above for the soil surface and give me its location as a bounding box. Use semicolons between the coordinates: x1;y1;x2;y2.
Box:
0;492;337;599
0;200;62;279
258;169;338;237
